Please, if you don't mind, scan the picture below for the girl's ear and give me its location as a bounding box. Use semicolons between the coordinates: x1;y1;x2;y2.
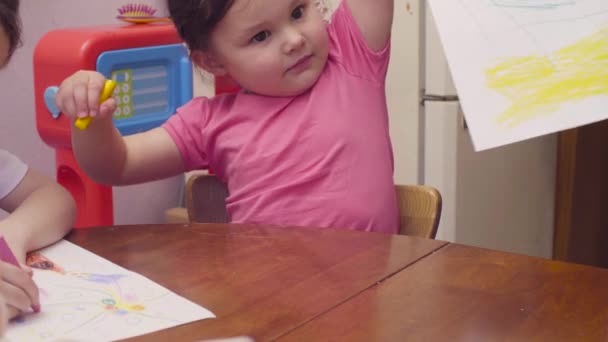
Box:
191;50;227;76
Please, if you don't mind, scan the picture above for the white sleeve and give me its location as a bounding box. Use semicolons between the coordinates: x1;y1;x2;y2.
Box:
0;149;28;200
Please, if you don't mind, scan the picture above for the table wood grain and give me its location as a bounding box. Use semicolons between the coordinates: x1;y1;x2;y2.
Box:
67;223;446;341
279;243;608;341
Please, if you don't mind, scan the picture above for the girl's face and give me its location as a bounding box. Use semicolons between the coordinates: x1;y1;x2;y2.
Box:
194;0;329;97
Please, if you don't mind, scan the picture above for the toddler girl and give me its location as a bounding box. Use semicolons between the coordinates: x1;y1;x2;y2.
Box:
56;0;397;234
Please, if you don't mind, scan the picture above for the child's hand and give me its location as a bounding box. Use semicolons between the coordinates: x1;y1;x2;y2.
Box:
0;261;40;321
0;295;20;335
55;70;117;123
0;293;7;335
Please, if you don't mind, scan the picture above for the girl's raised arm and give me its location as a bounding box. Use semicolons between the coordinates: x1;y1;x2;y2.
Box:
345;0;394;51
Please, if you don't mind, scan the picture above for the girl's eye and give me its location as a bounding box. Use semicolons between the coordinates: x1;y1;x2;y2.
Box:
292;5;304;19
252;31;271;43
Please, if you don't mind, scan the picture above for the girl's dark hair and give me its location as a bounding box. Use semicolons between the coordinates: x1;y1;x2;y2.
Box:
168;0;235;51
0;0;20;60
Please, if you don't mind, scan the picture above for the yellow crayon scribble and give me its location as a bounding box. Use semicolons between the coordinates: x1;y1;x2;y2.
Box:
486;27;608;127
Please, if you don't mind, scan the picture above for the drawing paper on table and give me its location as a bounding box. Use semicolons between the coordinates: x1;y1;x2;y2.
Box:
427;0;608;151
5;240;214;341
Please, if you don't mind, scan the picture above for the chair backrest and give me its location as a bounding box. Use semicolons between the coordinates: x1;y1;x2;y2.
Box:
186;174;229;223
395;185;442;239
186;174;441;239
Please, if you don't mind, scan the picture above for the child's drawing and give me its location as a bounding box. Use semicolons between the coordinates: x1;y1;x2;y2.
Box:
428;0;608;150
487;27;607;127
6;241;214;341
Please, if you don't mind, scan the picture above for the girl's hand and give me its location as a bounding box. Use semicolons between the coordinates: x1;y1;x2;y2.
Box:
0;261;39;321
0;293;7;335
55;70;117;123
0;294;22;336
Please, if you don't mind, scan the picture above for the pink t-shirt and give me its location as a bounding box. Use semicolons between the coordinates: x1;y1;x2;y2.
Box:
164;2;399;234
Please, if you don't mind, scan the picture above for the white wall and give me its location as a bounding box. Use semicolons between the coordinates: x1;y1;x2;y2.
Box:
386;1;422;185
455;125;557;258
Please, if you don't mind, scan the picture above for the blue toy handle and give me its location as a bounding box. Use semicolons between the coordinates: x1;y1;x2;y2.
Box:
44;86;61;119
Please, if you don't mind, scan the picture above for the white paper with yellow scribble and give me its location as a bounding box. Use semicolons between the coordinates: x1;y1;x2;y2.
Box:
428;0;608;151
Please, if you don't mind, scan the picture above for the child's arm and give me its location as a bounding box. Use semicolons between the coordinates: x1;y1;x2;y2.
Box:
0;169;75;260
73;123;184;185
56;71;186;185
0;168;76;319
345;0;394;51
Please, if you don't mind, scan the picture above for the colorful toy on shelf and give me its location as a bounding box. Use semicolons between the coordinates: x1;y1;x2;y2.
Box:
116;3;171;24
35;22;192;228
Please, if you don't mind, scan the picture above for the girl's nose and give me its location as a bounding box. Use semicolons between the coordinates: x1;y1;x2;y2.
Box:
282;28;305;54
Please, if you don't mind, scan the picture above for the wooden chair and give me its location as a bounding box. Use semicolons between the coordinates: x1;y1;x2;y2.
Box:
394;185;442;239
183;174;442;239
185;174;230;224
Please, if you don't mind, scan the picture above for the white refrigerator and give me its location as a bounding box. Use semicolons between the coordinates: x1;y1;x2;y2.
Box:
420;1;556;258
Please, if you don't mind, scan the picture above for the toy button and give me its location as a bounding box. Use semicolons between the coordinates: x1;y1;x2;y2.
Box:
44;86;61;119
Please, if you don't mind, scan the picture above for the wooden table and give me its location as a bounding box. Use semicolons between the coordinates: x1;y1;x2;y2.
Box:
67;224;608;341
280;243;608;341
67;223;446;341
